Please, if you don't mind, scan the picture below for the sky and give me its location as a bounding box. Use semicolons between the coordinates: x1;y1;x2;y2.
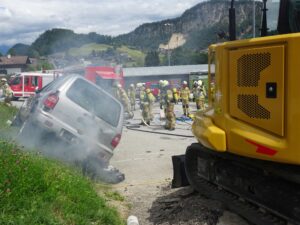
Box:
0;0;201;46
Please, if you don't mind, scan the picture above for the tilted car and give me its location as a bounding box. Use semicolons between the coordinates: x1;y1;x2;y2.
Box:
15;74;124;182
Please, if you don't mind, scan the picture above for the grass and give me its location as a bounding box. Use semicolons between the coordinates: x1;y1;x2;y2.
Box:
68;43;112;57
0;103;125;225
0;103;18;128
67;43;145;67
0;103;18;139
116;45;145;66
104;191;125;202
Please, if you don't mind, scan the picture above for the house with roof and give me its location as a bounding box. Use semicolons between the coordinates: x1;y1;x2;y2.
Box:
0;55;32;75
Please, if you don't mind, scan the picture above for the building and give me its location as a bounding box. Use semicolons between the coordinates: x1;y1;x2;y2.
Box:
0;55;32;75
123;64;208;88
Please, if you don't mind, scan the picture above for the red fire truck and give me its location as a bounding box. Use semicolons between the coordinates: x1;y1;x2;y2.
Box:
84;66;124;93
9;71;62;99
145;79;182;97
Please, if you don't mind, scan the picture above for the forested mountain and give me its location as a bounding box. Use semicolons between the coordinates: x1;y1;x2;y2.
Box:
6;44;30;56
116;1;263;50
31;29;112;56
6;0;283;67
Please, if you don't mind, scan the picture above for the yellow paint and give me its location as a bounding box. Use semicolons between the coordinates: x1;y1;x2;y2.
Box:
193;33;300;165
192;113;226;151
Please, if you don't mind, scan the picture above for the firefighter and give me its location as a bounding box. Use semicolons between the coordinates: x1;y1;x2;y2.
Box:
128;83;136;110
140;88;155;125
147;88;156;120
180;81;190;116
198;80;206;110
114;83;133;119
159;80;168;112
138;83;146;108
160;80;176;130
193;81;201;110
0;78;13;106
165;102;176;130
172;87;179;104
165;85;176;130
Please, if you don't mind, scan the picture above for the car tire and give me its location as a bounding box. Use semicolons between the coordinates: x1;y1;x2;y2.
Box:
82;156;125;184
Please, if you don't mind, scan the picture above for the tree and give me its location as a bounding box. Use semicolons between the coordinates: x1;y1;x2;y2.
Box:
28;48;40;58
144;51;160;67
162;47;208;65
7;48;16;56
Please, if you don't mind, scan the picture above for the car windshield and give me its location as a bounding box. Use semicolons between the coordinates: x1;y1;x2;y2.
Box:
66;79;121;127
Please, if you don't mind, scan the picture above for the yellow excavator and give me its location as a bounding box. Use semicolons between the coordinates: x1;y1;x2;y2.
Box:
172;0;300;224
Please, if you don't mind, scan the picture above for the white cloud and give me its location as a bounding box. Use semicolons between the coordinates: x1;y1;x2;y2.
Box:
0;0;201;46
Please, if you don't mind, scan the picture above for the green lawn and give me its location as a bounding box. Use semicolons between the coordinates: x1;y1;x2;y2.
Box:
117;46;145;66
0;103;125;225
66;43;145;67
68;43;112;57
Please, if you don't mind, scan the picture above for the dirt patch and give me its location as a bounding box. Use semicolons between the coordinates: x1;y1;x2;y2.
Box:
148;185;224;225
116;182;225;225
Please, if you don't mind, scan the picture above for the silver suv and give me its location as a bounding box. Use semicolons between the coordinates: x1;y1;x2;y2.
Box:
15;74;124;182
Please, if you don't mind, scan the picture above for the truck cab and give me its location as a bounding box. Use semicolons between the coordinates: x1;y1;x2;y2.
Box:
9;72;61;99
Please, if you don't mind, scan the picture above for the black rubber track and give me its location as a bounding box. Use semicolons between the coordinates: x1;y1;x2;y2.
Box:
185;144;289;225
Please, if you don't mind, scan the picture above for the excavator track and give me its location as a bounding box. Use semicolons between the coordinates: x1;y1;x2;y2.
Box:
184;143;300;225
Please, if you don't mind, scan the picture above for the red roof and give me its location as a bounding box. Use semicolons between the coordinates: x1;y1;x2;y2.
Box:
0;56;30;65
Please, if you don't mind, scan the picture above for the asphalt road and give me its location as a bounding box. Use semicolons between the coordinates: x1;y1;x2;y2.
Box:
11;99;25;108
111;102;249;225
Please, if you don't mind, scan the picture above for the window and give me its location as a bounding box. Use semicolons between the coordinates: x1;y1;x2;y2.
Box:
24;77;29;85
67;79;121;127
31;76;38;86
10;77;21;85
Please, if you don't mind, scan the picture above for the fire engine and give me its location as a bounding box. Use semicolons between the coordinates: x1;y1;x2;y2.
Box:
84;66;124;93
9;71;62;99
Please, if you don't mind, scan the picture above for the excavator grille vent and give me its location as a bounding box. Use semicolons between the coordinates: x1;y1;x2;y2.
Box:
238;94;270;119
237;53;271;87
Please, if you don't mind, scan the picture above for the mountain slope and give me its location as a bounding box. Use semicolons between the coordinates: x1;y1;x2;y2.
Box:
31;29;112;56
116;1;263;50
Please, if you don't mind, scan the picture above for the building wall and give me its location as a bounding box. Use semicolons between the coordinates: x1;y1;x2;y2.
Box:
124;74;190;89
6;68;22;74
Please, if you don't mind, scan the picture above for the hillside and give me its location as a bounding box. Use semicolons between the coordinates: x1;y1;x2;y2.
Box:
116;1;263;50
66;43;145;67
31;29;112;56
